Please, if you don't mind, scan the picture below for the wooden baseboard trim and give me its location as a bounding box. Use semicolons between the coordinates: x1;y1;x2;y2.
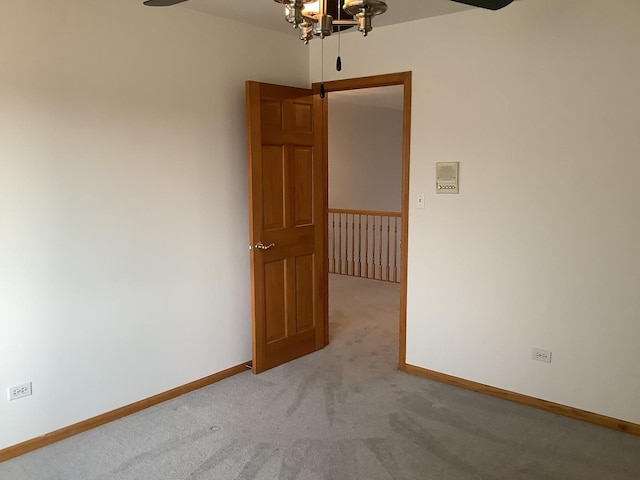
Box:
403;363;640;436
0;362;250;463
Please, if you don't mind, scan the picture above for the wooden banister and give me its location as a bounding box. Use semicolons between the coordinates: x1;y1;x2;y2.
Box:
328;208;401;283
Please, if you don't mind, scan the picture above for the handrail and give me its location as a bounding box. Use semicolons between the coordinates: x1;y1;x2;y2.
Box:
329;208;401;218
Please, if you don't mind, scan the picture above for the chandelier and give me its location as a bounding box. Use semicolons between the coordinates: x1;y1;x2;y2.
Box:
275;0;388;44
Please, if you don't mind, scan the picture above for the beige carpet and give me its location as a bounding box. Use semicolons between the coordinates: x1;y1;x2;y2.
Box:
1;274;639;479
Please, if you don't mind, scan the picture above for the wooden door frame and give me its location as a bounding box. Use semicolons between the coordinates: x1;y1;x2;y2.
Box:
312;72;411;370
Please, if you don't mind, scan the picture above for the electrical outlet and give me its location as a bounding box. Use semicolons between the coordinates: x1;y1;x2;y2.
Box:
8;382;32;401
532;348;552;363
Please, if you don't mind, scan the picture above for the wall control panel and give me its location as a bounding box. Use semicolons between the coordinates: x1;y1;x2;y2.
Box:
436;162;459;194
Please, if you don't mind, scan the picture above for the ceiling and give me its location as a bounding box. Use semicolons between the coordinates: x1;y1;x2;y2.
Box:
180;1;476;109
183;0;475;35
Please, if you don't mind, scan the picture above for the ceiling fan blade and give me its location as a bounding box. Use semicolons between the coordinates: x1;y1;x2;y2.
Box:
449;0;515;10
143;0;189;6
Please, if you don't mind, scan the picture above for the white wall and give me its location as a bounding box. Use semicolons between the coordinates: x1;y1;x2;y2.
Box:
312;0;640;424
329;100;402;212
0;0;308;449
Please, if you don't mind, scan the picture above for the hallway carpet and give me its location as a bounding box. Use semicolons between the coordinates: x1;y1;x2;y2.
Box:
2;275;639;479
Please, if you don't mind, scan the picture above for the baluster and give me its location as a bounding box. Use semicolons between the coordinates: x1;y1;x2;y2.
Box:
386;217;391;282
347;213;356;276
365;215;369;279
344;214;348;275
378;216;383;280
330;213;335;274
357;214;362;277
337;214;342;275
343;214;347;275
372;215;377;279
345;213;349;275
393;216;398;283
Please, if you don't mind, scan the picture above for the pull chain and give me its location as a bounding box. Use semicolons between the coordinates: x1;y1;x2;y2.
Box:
336;0;342;71
320;36;325;98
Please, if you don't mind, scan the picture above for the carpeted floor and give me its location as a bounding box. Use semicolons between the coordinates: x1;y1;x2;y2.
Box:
2;274;639;479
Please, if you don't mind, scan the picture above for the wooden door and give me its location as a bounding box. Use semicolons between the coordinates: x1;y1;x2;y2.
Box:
245;81;327;374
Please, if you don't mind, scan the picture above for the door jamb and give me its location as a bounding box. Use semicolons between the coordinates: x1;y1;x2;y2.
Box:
312;72;411;370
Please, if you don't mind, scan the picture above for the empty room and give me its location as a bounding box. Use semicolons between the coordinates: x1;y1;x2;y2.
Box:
1;0;639;478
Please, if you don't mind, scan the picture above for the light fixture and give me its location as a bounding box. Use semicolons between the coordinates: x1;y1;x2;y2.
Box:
343;0;388;36
274;0;387;44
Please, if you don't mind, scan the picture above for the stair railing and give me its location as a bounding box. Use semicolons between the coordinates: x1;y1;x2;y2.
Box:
328;208;401;283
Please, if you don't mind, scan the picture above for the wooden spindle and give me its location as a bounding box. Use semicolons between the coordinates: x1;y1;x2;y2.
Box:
393;217;398;283
372;215;377;279
386;218;391;282
365;215;369;279
377;216;383;280
357;214;362;277
351;214;355;276
331;212;336;274
337;214;342;274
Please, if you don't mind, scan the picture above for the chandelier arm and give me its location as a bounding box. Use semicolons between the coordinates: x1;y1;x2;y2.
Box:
277;0;388;42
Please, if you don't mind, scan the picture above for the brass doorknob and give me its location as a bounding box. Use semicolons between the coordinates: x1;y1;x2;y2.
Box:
253;242;275;251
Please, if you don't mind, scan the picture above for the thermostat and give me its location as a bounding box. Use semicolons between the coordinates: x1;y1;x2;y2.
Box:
436;162;459;194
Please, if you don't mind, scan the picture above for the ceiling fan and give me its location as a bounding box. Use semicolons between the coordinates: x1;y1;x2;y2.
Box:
143;0;514;9
143;1;515;42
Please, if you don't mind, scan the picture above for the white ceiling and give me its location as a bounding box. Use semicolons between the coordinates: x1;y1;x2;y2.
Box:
178;1;476;109
183;0;475;35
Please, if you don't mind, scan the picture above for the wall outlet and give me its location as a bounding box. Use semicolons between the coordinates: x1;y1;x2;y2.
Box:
532;348;552;363
8;382;32;401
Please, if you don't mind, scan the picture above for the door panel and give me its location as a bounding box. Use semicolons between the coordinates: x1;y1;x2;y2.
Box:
246;81;327;374
261;101;283;130
292;102;314;132
293;147;314;226
294;255;314;333
261;146;285;230
264;260;286;343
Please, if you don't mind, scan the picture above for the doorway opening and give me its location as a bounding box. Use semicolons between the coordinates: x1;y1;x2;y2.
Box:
245;73;410;373
317;72;411;370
